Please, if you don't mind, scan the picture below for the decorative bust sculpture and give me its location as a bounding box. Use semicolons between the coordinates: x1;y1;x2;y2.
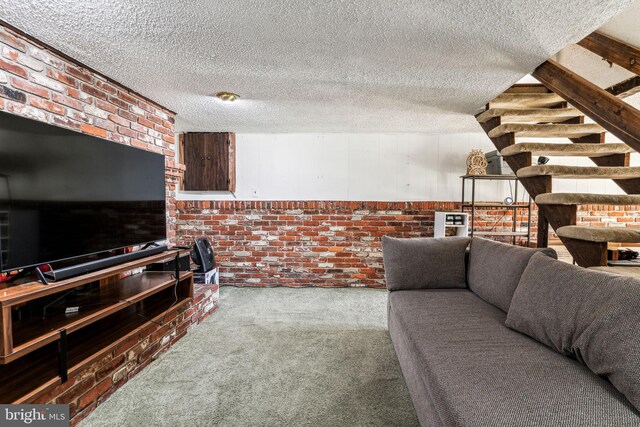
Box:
466;149;487;175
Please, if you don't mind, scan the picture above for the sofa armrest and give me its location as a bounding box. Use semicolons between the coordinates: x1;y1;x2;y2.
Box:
381;236;470;291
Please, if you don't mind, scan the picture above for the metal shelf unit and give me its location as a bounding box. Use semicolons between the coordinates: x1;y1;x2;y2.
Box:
460;174;532;245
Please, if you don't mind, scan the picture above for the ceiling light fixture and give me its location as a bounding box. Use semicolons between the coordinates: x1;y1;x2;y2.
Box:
215;91;240;102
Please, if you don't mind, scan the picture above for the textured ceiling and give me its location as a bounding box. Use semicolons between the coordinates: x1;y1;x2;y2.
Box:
1;0;635;133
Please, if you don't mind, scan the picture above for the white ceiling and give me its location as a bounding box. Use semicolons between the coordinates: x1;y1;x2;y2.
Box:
1;0;636;133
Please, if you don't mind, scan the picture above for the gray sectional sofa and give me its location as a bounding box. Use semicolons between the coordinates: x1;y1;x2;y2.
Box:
382;236;640;427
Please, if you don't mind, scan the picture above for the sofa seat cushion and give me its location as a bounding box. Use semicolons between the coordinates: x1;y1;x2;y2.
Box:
389;290;640;427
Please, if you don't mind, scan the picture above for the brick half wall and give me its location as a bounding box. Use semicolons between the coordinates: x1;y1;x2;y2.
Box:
177;200;640;287
177;201;457;288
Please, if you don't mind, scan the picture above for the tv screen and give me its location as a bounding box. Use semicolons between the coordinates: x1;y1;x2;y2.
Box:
0;110;166;272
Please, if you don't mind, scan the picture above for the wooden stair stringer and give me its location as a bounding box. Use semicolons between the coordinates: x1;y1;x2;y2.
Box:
562;116;640;194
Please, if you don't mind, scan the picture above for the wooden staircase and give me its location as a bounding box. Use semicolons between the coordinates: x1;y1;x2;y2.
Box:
476;83;640;267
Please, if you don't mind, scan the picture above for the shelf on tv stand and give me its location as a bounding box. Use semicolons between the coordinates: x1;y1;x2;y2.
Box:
0;249;194;403
0;249;190;307
7;271;192;363
1;295;192;404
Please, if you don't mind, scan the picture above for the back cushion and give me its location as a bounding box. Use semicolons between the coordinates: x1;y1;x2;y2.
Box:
381;236;470;291
506;253;640;412
467;238;557;312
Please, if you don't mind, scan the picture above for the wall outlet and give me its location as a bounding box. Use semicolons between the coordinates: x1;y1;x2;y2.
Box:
251;188;259;198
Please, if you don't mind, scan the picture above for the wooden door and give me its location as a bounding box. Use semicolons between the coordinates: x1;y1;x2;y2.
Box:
183;133;207;191
182;133;235;191
205;133;230;191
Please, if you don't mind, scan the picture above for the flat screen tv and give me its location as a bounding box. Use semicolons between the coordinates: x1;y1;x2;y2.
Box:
0;110;166;273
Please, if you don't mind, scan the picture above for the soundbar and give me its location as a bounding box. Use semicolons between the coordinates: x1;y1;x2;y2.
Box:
39;245;168;283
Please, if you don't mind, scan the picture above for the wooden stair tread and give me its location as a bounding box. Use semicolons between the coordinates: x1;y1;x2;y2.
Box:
517;165;640;180
476;108;581;124
488;123;604;138
556;226;640;243
536;193;640;205
503;84;550;94
588;266;640;279
488;93;564;109
501;143;631;157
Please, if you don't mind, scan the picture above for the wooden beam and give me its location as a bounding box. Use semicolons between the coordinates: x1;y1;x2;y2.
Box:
507;152;532;171
606;76;640;98
537;209;549;248
533;60;640;152
561;238;608;267
541;205;577;230
577;32;640;76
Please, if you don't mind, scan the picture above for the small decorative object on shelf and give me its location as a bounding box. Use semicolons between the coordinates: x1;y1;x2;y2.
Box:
466;149;487;176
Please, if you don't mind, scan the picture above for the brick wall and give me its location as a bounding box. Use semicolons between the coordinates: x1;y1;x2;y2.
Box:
177;201;458;288
0;23;183;241
176;200;640;287
0;23;218;424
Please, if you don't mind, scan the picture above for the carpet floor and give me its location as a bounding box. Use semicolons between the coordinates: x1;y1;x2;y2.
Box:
81;287;419;427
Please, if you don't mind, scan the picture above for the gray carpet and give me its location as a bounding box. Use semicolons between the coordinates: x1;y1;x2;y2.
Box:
81;287;419;427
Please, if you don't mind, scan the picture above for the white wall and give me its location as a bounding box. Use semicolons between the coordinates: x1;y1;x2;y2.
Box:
177;133;522;202
176;132;638;202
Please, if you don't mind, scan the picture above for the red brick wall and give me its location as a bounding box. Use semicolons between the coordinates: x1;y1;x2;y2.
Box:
176;200;640;287
177;201;458;288
0;23;183;241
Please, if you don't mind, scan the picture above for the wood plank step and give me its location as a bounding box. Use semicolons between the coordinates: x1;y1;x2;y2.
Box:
536;193;640;205
556;226;640;243
488;93;565;109
503;84;551;94
488;123;604;138
517;165;640;180
589;266;640;279
476;108;581;124
501;143;631;157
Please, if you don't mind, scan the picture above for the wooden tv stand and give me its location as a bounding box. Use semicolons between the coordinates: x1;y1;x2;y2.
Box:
0;249;193;404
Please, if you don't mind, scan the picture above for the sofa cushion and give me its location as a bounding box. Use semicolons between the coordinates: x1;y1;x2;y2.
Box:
381;236;469;291
506;252;640;412
467;237;557;312
389;289;640;426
